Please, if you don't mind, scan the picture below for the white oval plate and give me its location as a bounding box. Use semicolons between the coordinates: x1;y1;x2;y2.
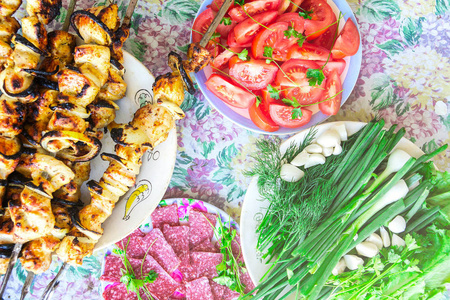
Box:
240;121;425;299
80;51;177;251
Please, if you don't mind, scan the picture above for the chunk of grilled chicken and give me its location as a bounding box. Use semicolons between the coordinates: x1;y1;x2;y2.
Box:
0;136;21;200
183;42;213;73
0;0;22;17
0;94;27;137
26;0;61;25
21;16;47;52
19;235;59;273
97;66;127;101
0;207;14;245
55;228;95;266
0;16;19;42
74;44;111;87
110;24;129;65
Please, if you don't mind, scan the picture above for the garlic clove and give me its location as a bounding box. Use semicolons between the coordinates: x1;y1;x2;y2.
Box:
317;129;341;148
291;152;310;167
335;124;348;141
388;215;406;233
304;154;326;168
333;144;343;155
304;144;323;154
366;233;383;250
332;258;347;276
280;164;305;182
344;255;364;270
322;147;333;157
380;226;390;247
391;234;406;247
356;241;379;258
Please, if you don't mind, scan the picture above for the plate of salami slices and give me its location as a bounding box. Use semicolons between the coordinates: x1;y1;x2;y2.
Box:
100;198;255;300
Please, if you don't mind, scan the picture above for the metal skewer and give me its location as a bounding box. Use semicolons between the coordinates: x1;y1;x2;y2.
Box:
19;271;35;300
0;243;23;297
199;0;233;48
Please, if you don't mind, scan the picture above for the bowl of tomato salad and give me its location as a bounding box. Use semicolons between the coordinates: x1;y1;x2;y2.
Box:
192;0;362;134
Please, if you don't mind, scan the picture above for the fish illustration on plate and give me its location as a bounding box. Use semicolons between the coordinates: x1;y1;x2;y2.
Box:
123;179;152;220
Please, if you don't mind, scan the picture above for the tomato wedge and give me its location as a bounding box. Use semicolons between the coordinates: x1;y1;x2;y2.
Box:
275;59;325;105
233;11;278;44
249;101;280;132
212;47;243;69
216;19;237;39
206;74;256;108
229;58;279;90
276;13;305;32
227;30;253;47
287;43;330;61
192;8;219;56
269;104;312;128
252;22;298;61
229;0;280;22
311;13;337;49
319;70;342;115
316;59;346;75
331;18;360;59
286;0;304;12
301;0;335;40
210;0;235;11
228;55;245;69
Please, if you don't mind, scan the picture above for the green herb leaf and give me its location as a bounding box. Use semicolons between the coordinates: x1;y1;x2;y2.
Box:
267;84;280;100
256;96;262;107
306;68;325;86
144;271;158;284
282;97;300;107
263;46;273;59
292;107;303;119
237;49;249;61
210;32;221;40
234;0;245;6
220;17;232;25
297;34;307;47
284;26;300;38
299;9;313;20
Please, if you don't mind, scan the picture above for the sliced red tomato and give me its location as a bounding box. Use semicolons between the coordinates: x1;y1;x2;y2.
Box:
287;43;330;61
331;18;360;59
216;19;237;39
286;0;304;12
229;0;280;22
276;13;305;32
249;101;280;132
278;0;290;14
269;104;312;128
192;8;220;57
316;59;346;75
233;11;278;44
212;47;243;69
228;55;245;69
262;87;283;105
229;58;279;90
275;59;325;105
310;13;337;49
210;0;235;12
205;74;256;108
301;0;335;40
252;22;298;61
227;30;253;47
319;70;342;115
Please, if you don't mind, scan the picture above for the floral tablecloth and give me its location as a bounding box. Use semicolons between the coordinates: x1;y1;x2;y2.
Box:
3;0;449;298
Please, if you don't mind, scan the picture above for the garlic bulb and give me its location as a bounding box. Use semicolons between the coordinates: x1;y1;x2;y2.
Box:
317;129;341;148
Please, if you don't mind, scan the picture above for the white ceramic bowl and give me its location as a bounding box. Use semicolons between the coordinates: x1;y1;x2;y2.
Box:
81;51;178;251
193;0;362;135
240;121;426;299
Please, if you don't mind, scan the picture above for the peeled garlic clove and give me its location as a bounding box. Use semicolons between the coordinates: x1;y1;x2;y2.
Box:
304;154;326;168
280;164;305;182
388;215;406;233
317;129;341;148
391;234;406;247
291;152;310;167
356;242;379;258
322;147;333;157
366;233;383;250
333;144;343;155
380;226;390;247
332;258;347;276
304;144;323;154
344;255;364;270
335;124;348;141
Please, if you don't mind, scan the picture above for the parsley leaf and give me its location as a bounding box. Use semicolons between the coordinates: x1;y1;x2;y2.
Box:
306;68;325;86
237;49;249;61
144;271;158;284
292;107;303;119
297;34;307;47
282;97;300;107
263;46;273;59
220;17;232;25
298;9;313;20
234;0;245;5
284;26;300;39
267;84;280;100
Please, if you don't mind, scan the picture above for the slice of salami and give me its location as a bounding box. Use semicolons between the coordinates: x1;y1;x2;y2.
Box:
103;283;138;300
240;268;255;294
209;280;226;299
191;239;219;253
186;277;214;300
188;210;217;249
222;287;240;300
151;204;180;229
190;252;223;280
141;228;181;274
162;224;190;264
116;228;146;259
101;255;124;282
